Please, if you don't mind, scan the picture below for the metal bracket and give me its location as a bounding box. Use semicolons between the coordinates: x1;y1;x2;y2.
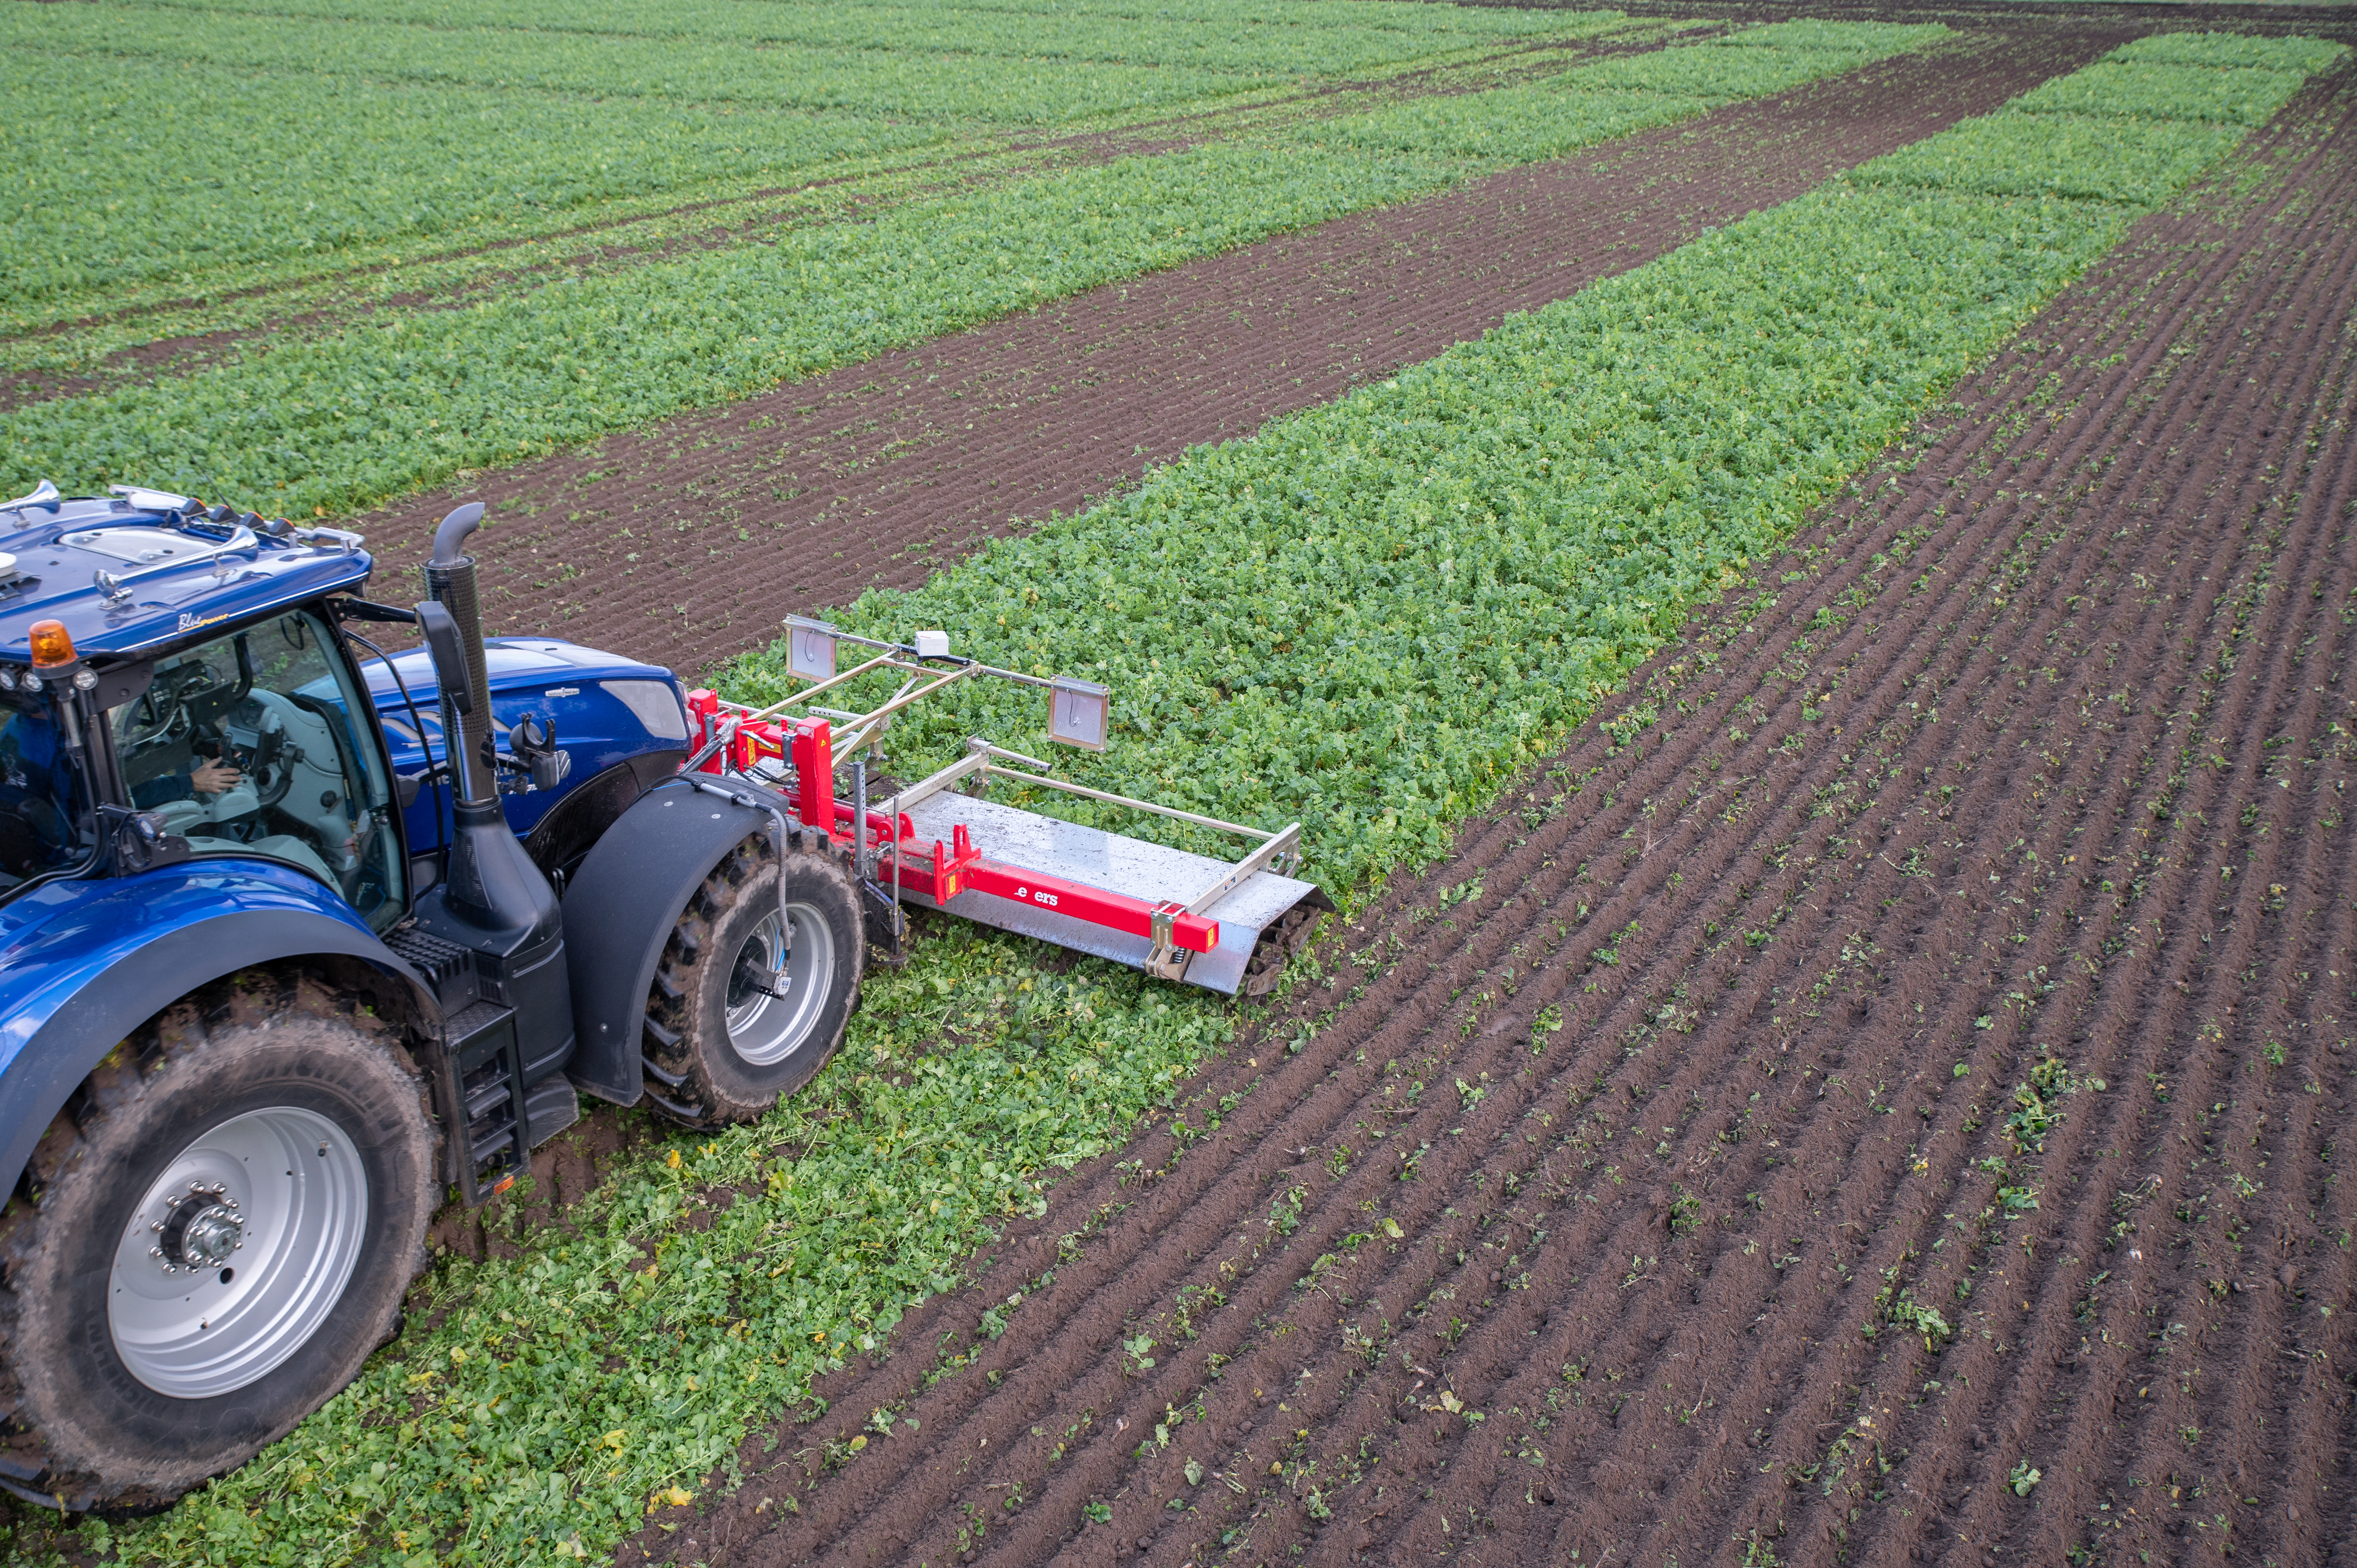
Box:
1143;901;1191;981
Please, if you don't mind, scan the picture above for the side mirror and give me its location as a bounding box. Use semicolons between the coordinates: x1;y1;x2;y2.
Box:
511;711;569;791
414;600;474;717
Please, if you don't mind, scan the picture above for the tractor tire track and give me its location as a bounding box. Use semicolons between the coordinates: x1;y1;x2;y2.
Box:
613;60;2357;1568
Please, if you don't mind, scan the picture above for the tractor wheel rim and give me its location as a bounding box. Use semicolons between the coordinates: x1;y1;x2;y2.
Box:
725;902;835;1067
107;1107;368;1399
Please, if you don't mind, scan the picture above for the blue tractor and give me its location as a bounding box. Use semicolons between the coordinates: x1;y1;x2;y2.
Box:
0;482;875;1509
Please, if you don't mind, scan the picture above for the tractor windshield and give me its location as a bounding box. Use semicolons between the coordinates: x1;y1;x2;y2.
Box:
0;680;98;892
110;610;405;929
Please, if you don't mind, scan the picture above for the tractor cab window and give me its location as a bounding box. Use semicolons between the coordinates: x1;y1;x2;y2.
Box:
110;611;404;928
0;682;97;891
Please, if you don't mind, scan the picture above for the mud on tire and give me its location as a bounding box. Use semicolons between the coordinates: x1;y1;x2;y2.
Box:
639;833;864;1129
0;971;436;1511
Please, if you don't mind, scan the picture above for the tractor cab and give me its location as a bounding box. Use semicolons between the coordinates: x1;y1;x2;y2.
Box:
0;483;396;911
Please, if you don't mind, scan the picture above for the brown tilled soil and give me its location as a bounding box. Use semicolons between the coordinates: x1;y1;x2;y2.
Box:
353;26;2110;679
612;62;2357;1568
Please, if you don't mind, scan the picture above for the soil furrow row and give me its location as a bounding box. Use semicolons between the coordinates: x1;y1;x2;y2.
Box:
933;174;2300;1556
1848;318;2357;1568
1678;104;2357;1556
618;41;2357;1568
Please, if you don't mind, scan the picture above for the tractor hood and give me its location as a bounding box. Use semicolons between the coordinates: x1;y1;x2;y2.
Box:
358;637;691;855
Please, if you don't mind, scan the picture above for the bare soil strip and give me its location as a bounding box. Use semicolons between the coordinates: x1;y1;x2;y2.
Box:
349;26;2104;676
611;62;2357;1568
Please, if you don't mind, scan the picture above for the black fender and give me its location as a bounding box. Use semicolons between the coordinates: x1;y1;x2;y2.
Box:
561;775;807;1105
0;909;438;1202
521;750;684;884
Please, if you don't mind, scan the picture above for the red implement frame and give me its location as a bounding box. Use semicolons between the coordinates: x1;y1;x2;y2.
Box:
684;687;1223;957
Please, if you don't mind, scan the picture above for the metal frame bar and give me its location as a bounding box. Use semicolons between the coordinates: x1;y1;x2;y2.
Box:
1179;822;1302;917
974;764;1279;843
731;652;898;721
690;634;1313;975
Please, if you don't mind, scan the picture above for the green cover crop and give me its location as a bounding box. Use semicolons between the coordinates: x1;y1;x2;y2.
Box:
109;0;1608;76
37;29;2340;1568
0;56;949;306
1;0;1633;314
2;21;1945;517
1304;19;1940;163
740;35;2341;896
1859;35;2332;205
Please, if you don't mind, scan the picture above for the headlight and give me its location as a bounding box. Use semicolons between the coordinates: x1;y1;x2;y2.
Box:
72;667;99;692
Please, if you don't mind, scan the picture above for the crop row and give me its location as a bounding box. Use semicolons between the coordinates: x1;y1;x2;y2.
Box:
1311;19;1942;162
1;0;1614;127
1;53;959;308
69;32;2341;1568
2;22;1947;517
0;0;1643;328
115;0;1602;74
754;32;2343;898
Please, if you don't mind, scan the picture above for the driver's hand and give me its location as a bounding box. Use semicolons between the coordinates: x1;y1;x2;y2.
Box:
191;758;244;795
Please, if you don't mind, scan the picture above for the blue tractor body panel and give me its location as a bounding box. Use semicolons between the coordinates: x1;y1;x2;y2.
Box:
0;857;431;1201
0;484;695;1196
356;639;689;854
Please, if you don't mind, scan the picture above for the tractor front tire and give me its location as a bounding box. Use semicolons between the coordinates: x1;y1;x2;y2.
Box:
640;833;864;1128
0;973;436;1510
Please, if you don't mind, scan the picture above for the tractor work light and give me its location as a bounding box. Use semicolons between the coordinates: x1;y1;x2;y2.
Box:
27;620;76;670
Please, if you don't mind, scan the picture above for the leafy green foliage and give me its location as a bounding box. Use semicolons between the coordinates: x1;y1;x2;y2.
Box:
0;56;947;305
1;0;1631;309
2;23;1941;516
2110;30;2347;74
1862;34;2345;210
125;0;1606;74
1856;110;2244;205
2011;56;2340;127
1301;84;1710;163
22;29;2336;1568
1560;21;1945;100
8;4;1241;122
1297;20;1941;164
2004;1054;2103;1154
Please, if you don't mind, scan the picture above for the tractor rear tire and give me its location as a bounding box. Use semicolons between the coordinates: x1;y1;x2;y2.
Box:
0;972;435;1511
640;833;863;1129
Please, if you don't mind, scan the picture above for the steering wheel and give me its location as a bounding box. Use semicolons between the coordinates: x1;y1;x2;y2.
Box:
246;719;296;809
120;664;217;749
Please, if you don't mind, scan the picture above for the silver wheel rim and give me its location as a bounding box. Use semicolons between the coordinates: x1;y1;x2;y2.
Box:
107;1107;367;1399
725;902;836;1068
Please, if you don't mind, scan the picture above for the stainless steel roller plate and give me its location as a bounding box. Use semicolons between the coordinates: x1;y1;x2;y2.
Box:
895;790;1322;993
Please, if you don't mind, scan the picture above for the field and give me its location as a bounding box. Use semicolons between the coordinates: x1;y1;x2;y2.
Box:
5;5;2357;1568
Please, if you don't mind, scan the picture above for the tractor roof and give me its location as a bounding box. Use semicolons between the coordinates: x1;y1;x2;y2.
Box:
0;485;373;666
